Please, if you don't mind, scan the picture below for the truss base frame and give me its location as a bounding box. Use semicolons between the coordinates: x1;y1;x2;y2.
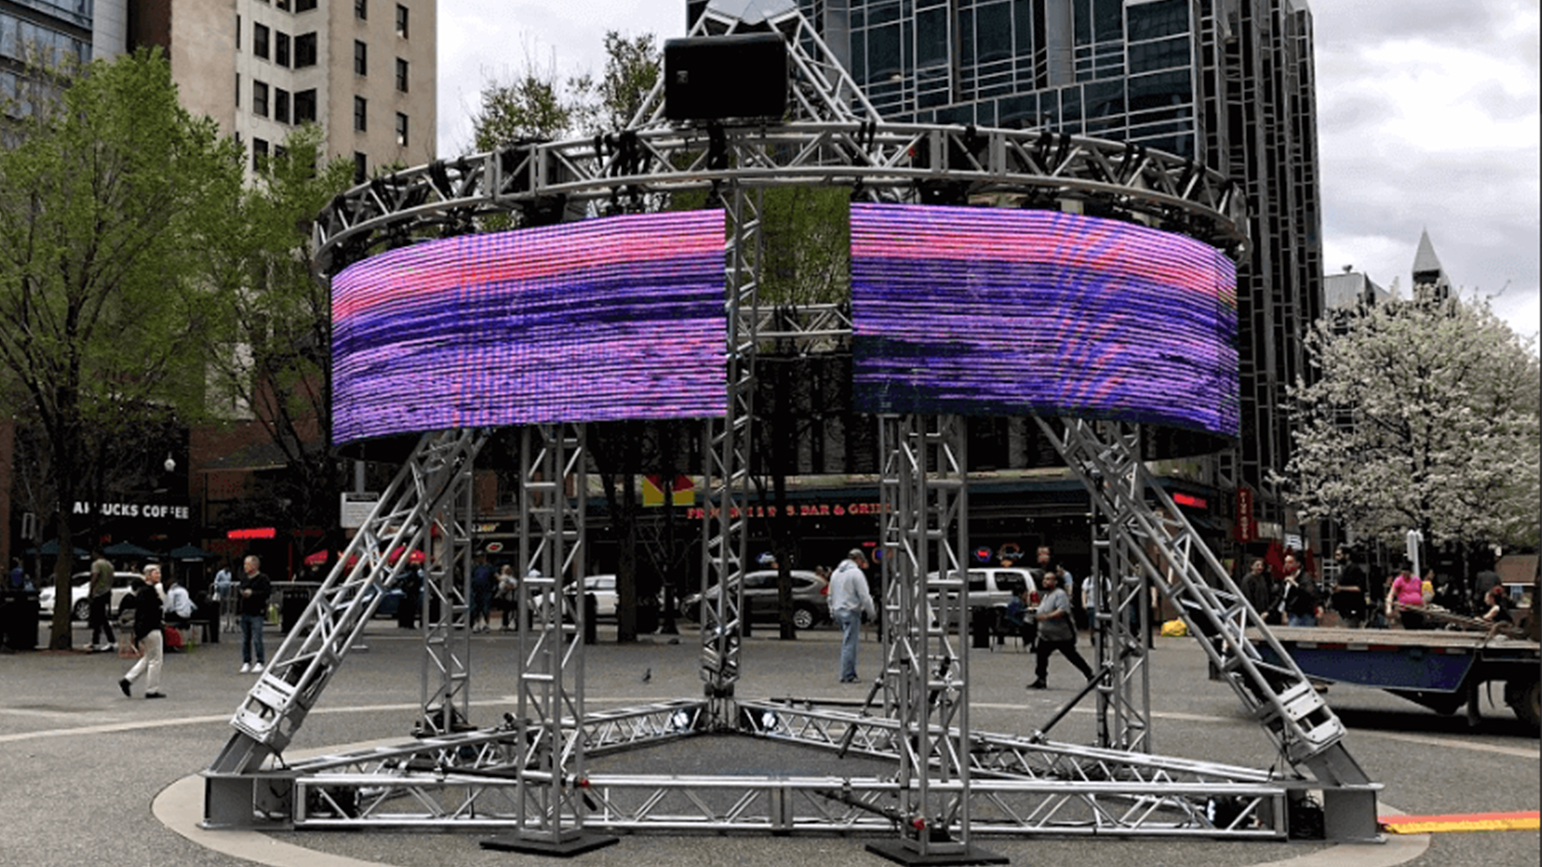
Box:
865;840;1008;867
479;832;620;856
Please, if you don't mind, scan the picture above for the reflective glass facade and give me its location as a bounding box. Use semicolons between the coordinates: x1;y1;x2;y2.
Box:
684;0;1322;523
790;0;1323;520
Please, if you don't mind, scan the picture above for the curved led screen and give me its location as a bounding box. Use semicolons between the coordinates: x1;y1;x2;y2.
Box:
852;203;1239;437
332;210;727;444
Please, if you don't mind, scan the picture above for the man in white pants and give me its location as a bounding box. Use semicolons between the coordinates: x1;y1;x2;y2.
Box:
119;564;168;699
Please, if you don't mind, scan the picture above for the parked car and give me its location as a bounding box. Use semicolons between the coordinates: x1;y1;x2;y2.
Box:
359;585;407;619
926;567;1034;612
531;575;621;622
38;571;141;621
682;569;830;629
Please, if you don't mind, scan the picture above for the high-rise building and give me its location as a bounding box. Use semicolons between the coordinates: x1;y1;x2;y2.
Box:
128;0;436;181
692;0;1323;537
1;0;128;90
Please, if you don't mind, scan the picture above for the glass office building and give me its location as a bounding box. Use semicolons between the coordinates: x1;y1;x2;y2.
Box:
690;0;1323;533
1;0;127;113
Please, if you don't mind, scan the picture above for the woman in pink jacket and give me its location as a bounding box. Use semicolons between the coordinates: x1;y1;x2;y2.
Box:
1385;560;1427;630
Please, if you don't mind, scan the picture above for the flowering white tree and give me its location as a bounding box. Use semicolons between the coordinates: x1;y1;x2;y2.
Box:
1279;293;1540;549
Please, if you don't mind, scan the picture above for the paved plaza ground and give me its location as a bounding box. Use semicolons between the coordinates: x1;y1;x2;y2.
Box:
1;618;1536;866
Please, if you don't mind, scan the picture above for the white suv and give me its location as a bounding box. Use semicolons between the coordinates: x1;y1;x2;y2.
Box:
38;571;141;621
927;567;1035;611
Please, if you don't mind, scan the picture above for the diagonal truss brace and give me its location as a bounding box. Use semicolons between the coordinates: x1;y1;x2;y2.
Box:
1033;417;1377;839
204;429;489;826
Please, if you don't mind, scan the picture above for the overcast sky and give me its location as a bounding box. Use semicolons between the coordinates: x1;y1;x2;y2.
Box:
434;1;1541;343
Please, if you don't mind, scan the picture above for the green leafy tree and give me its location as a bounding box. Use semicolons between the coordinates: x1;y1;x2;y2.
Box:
573;31;661;135
1279;293;1541;552
0;49;243;648
197;126;357;545
470;47;581;149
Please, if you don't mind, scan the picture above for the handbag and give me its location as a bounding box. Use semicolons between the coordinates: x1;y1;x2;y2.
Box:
117;639;141;659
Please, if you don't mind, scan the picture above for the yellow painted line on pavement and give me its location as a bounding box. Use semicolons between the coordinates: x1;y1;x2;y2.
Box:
1380;810;1540;834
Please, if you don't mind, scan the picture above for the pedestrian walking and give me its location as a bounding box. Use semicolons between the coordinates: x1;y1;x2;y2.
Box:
1028;569;1094;689
214;561;236;632
1240;557;1278;624
470;555;495;633
87;548;117;652
496;565;519;631
1282;553;1319;627
1330;546;1367;628
1386;560;1426;630
827;549;875;683
118;565;167;699
237;555;272;673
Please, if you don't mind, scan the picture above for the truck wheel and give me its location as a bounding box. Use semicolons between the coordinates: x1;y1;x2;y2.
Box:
1505;679;1541;729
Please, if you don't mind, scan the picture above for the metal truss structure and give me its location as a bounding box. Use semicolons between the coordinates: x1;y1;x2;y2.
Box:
313;119;1246;279
205;428;488;823
866;414;989;861
698;182;761;718
205;7;1379;856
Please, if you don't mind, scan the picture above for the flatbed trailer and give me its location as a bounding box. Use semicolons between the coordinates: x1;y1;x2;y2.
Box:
1250;626;1541;728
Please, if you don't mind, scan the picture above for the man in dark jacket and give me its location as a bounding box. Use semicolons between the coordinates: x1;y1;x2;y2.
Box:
1282;553;1319;627
118;565;167;699
237;555;272;674
1331;546;1367;628
1240;558;1280;625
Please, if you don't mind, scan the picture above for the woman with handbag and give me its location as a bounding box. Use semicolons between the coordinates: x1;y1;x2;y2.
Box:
1386;560;1426;630
118;565;168;699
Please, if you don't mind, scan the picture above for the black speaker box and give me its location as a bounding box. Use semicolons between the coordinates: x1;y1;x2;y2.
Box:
664;34;787;121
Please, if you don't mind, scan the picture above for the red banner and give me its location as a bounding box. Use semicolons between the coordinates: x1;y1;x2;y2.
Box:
1235;488;1256;543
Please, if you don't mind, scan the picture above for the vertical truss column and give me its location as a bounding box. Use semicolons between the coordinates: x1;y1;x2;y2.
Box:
1035;416;1377;837
700;181;760;718
417;440;478;735
1083;423;1155;753
506;422;610;854
870;415;997;865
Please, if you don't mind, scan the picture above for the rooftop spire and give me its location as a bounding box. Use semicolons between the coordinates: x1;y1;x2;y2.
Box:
1412;228;1444;278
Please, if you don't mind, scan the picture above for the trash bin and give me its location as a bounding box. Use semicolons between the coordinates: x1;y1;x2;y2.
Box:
2;589;40;650
280;586;310;634
583;592;598;645
971;606;993;649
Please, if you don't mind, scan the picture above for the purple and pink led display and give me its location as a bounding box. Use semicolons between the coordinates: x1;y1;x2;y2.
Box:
332;210;727;444
851;203;1239;437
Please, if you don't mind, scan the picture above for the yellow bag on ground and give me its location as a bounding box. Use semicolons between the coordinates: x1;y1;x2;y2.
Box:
1160;619;1188;637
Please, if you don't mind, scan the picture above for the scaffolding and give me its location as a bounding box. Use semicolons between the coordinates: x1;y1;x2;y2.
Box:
203;6;1379;855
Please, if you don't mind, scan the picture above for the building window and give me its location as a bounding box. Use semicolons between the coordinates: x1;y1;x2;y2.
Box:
353;151;367;183
295;32;317;67
236;15;241;49
254;23;269;60
275;88;291;124
353;95;367;131
234;72;240;107
395;58;408;92
354;40;367;75
395;111;408;146
395;4;408;38
355;0;368;20
253;138;269;172
275;31;290;67
295;88;317;124
296;0;318;11
276;0;289;10
253;80;269;117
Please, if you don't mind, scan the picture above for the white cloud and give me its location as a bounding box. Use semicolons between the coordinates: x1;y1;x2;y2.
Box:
429;1;1542;341
1314;1;1540;343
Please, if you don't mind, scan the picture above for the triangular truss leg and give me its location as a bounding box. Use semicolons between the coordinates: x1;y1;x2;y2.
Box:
204;428;489;825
